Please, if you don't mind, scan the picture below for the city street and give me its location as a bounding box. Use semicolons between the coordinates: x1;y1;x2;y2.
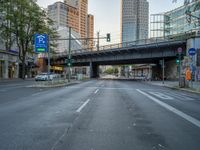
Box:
0;80;200;150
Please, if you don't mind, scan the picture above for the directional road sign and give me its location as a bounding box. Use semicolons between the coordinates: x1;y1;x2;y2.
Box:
35;34;49;53
188;48;196;56
177;47;183;53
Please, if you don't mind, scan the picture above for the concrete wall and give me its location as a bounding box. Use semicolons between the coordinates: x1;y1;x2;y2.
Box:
165;59;177;80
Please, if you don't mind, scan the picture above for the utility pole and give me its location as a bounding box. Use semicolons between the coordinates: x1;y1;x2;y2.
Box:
178;54;181;87
97;31;100;51
68;27;72;82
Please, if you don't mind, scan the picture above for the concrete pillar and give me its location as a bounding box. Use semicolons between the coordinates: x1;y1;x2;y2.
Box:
165;60;177;80
90;62;99;78
118;66;121;77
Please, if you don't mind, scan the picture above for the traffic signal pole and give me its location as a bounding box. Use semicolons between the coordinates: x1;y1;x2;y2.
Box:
97;32;100;51
178;53;181;87
68;27;72;82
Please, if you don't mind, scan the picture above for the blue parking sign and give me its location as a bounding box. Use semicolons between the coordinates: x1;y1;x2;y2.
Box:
35;34;49;53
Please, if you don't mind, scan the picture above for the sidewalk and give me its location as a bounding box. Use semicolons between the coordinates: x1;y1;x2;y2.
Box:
147;80;200;94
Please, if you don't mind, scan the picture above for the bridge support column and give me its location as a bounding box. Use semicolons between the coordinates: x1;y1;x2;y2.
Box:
90;62;99;78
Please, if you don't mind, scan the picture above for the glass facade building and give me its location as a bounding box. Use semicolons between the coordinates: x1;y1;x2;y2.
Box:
150;1;200;38
121;0;149;43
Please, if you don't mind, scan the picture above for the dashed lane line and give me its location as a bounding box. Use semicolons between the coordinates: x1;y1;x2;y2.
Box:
94;89;99;94
76;99;91;113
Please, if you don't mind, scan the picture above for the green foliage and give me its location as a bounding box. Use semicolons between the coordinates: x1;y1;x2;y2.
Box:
0;0;15;51
104;67;119;74
194;1;200;11
0;0;58;78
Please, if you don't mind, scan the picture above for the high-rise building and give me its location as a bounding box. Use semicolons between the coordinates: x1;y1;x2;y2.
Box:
78;0;88;39
47;1;79;33
121;0;149;43
47;2;68;28
65;0;88;39
87;14;94;50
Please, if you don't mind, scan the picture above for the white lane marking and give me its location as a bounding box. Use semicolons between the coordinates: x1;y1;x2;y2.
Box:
148;92;174;100
136;89;200;128
76;99;90;113
31;92;42;96
94;89;99;94
50;126;71;150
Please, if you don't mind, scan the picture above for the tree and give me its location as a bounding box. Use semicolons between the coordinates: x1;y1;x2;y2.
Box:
0;0;58;79
0;0;15;52
194;1;200;11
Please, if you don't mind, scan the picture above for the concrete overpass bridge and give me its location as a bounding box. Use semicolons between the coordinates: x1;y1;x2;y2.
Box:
51;38;187;78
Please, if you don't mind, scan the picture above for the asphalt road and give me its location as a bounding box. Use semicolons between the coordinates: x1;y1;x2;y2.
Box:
0;79;200;150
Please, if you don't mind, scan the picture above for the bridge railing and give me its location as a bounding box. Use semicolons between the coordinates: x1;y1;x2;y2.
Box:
53;37;182;57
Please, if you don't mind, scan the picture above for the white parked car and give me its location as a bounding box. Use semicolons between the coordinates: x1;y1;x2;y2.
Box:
35;73;53;81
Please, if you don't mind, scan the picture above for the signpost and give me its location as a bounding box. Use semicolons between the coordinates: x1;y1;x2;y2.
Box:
35;34;50;74
188;48;197;87
177;47;183;54
188;48;196;56
35;34;48;53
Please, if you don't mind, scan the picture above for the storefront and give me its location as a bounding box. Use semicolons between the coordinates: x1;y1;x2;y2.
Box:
8;62;18;79
0;60;4;79
0;52;19;79
51;66;64;73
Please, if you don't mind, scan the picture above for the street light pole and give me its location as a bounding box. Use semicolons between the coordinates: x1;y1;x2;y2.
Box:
97;31;100;51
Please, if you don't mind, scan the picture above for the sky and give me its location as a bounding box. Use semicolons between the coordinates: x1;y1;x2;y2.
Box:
37;0;184;43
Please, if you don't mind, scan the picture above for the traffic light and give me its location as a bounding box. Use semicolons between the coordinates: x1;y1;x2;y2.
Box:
176;53;184;64
176;59;180;64
106;33;111;42
65;59;73;66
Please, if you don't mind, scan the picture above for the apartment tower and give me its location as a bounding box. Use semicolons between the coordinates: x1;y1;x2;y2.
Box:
47;1;79;33
121;0;149;43
64;0;89;39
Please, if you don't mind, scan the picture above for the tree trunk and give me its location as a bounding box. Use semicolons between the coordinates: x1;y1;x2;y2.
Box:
22;56;26;80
